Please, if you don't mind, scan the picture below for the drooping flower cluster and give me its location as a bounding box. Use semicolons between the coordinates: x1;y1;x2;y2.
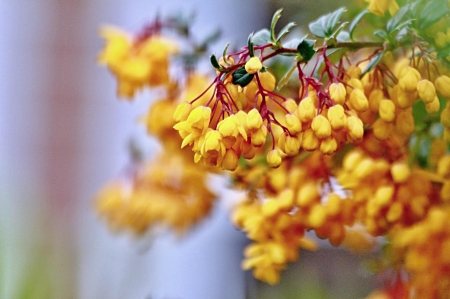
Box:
96;152;215;235
98;24;178;98
96;0;450;295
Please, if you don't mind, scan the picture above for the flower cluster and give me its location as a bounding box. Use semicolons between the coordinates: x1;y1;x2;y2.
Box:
96;152;215;234
97;0;450;295
98;24;178;98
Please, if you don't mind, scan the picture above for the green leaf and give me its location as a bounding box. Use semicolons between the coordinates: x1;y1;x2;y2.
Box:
386;4;411;34
222;42;231;64
362;51;385;76
297;39;316;62
232;67;254;87
210;53;221;70
253;28;271;46
337;30;350;42
277;22;296;42
330;21;348;38
248;32;255;57
374;29;388;40
283;38;302;49
349;9;368;40
419;0;450;30
276;63;297;92
270;9;283;42
309;7;346;38
437;46;450;60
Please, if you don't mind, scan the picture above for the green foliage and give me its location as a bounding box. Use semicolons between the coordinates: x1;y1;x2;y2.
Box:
297;39;316;62
349;9;368;40
252;28;271;46
362;51;385;76
232;66;254;87
308;7;346;39
419;0;450;30
209;53;221;70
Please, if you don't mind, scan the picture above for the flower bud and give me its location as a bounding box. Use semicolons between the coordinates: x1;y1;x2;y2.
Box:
245;56;263;74
390;162;411;183
259;71;276;91
399;67;421;92
282;99;298;113
397;90;417;108
441;105;450;127
417;79;436;104
349;89;369;112
369;89;383;113
367;0;399;16
285;114;302;134
395;111;415;136
327;105;347;130
311;115;332;138
302;129;319;151
437;155;450;178
425;96;441;114
329;82;347;105
346;65;362;79
320;137;338;155
266;149;282;168
297;182;320;207
374;185;395;207
347;78;363;93
187;106;211;132
373;118;394;140
297;97;317;122
346;116;364;141
173;102;193;122
284;135;301;156
247;108;263;130
221;148;239;171
435;75;450;98
251;125;268;147
379;99;396;122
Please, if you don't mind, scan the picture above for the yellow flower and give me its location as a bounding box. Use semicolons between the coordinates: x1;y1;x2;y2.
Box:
221;148;239;171
417;79;436;104
435;75;450;98
311;115;332;139
329;82;347;105
285;114;302;134
266;149;282;167
245;56;263;74
399;67;421;92
247;108;263;130
349;89;369;112
379;99;396;122
366;0;399;16
296;97;317;122
328;105;347;130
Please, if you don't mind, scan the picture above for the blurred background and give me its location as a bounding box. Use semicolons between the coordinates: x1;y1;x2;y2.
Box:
0;0;374;298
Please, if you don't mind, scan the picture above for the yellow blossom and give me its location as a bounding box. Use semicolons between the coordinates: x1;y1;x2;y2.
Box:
379;99;396;122
245;56;263;74
297;97;317;122
327;105;347;129
266;149;282;167
435;75;450;98
311;115;332;139
417;79;436;104
366;0;399;16
329;82;347;105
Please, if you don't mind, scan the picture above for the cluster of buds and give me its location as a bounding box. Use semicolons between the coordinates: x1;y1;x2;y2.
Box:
97;24;178;98
95;152;215;234
98;1;450;291
392;207;450;298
